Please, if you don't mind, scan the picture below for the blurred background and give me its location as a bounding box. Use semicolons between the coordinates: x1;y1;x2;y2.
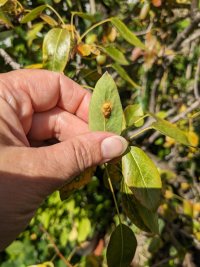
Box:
0;0;200;266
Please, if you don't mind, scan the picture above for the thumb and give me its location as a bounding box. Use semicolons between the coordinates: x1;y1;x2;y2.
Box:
27;132;128;191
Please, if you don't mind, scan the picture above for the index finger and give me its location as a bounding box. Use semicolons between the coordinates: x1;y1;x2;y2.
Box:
0;69;91;122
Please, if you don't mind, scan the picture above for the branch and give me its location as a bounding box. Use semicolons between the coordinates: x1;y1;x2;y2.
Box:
40;225;73;267
149;68;164;113
194;57;200;99
170;12;200;51
191;0;199;17
0;48;20;70
181;29;200;47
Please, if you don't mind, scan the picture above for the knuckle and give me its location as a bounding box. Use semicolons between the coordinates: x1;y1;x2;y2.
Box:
70;138;93;172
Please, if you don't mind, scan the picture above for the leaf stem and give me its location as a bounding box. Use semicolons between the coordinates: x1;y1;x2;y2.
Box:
129;126;152;141
47;4;65;25
133;114;150;125
70;13;75;39
79;18;111;43
105;164;122;224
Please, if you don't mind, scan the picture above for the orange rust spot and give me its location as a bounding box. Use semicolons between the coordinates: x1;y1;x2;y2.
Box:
102;102;112;118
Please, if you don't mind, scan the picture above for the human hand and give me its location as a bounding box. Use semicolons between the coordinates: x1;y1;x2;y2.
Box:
0;69;128;250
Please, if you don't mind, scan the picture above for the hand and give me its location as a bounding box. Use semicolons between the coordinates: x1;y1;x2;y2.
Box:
0;69;128;250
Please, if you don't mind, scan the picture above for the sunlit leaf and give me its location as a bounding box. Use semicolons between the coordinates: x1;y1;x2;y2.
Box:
122;146;162;211
40;14;58;26
112;63;140;89
78;217;91;242
28;262;54;267
0;9;13;28
150;114;191;146
20;5;47;23
77;43;92;56
89;72;123;134
25;63;43;69
124;104;144;127
59;168;94;200
106;224;137;267
0;0;8;7
26;22;44;46
43;28;71;72
110;17;146;49
102;46;129;65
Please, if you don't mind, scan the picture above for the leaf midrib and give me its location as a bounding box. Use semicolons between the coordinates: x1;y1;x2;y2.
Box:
52;28;63;70
131;150;154;210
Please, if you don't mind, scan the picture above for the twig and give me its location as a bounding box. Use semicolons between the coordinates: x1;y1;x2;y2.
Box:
0;48;20;70
149;68;164;113
191;0;199;17
40;225;73;267
169;99;200;123
194;57;200;99
181;29;200;47
134;22;153;36
170;12;200;51
89;0;96;14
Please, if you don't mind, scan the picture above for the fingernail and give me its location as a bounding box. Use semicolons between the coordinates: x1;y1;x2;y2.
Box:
101;136;128;159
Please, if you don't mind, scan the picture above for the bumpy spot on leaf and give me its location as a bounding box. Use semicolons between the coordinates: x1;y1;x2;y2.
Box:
102;102;112;118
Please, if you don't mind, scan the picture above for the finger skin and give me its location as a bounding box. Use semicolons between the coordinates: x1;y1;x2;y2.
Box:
0;69;91;133
28;107;89;141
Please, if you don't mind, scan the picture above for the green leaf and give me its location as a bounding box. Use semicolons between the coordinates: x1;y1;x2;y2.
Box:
78;217;91;242
0;9;13;28
43;28;71;72
112;63;140;89
40;14;58;26
121;191;150;232
124;104;144;127
110;17;145;49
20;5;47;23
150;115;191;146
0;0;8;7
27;22;44;46
89;72;123;134
122;146;162;211
71;11;97;22
121;184;159;234
106;224;137;267
102;46;129;65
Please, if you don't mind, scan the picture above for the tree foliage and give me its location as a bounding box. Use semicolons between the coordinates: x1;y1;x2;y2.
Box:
0;0;200;266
